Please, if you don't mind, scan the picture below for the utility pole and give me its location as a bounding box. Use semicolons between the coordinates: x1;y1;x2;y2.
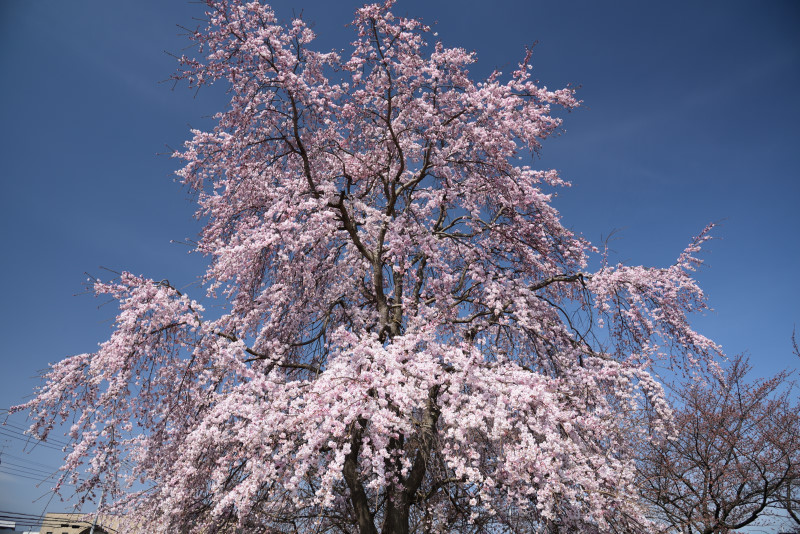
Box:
88;489;104;534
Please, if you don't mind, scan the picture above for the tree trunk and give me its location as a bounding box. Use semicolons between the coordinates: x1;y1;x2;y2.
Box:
382;495;410;534
344;419;378;534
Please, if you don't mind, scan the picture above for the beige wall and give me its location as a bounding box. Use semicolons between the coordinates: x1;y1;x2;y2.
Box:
39;513;120;534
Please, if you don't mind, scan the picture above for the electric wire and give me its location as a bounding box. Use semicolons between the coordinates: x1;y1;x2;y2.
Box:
1;451;62;470
1;458;61;475
0;510;118;532
2;410;135;529
1;423;136;470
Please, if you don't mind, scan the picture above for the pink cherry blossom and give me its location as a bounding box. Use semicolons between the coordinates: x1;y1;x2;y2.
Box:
15;2;722;532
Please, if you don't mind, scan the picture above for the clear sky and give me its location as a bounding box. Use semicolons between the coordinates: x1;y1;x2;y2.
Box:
1;0;798;528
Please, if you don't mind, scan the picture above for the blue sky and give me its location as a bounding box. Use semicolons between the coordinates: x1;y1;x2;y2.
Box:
1;0;798;525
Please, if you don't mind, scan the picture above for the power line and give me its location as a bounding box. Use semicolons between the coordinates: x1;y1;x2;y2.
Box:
0;461;87;485
1;421;73;448
1;425;137;470
0;451;61;470
0;459;59;476
0;429;68;452
0;512;114;531
0;510;119;532
0;467;58;483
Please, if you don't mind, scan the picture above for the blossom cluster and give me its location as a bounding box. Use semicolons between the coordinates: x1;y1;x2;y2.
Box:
17;2;718;532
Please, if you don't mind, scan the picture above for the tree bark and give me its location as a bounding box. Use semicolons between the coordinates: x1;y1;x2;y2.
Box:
381;387;440;534
344;418;378;534
382;494;410;534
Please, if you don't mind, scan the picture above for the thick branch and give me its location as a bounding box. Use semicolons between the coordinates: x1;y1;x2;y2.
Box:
529;272;589;292
216;330;320;373
330;192;375;263
343;418;378;534
404;385;440;497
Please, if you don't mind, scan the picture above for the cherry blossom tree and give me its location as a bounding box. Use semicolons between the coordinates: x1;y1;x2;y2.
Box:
636;355;800;533
16;1;723;532
781;335;800;531
784;481;800;532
